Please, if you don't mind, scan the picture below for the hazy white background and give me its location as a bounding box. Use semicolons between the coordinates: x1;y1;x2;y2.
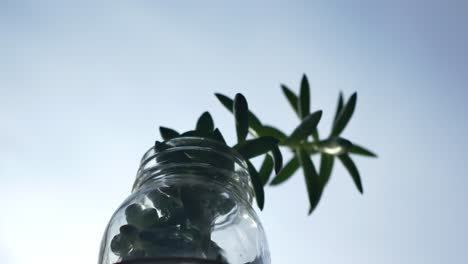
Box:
1;1;467;263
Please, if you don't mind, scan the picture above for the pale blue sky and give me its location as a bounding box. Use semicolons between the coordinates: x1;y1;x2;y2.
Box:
1;1;467;263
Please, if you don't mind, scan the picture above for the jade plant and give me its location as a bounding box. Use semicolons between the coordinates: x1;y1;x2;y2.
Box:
109;74;377;263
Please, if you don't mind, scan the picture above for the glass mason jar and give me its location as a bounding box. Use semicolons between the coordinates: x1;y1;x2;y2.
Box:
98;137;270;264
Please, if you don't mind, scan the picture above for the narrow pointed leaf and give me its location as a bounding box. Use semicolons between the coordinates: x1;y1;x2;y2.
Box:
338;154;363;193
233;93;249;143
319;153;334;186
196;112;214;133
215;93;263;134
349;144;377;157
212;128;226;144
159;127;180;141
298;74;310;119
234;136;279;159
246;161;265;210
259;155;274;185
331;92;357;136
270;145;283;173
283;110;323;145
333;92;344;124
297;148;322;215
281;84;299;116
249;113;262;132
270;156;299;185
214;93;234;110
181;129;211;138
258;125;287;142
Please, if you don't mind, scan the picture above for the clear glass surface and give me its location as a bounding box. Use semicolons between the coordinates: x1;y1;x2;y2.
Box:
98;137;270;264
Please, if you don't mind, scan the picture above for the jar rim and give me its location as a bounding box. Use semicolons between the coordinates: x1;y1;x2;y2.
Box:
140;137;248;169
133;137;254;203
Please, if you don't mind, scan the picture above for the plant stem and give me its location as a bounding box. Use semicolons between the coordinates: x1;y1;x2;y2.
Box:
281;142;320;155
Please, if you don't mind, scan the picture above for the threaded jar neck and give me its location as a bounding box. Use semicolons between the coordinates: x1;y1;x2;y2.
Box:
133;137;254;204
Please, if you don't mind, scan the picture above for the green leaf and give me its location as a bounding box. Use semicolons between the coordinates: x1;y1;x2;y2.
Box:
270;156;299;185
298;74;310;119
281;84;299;116
248;114;265;136
333;92;344;124
246;161;265;210
212;128;226;144
233;93;249;143
319;153;334;186
259;155;274;185
270;145;283;173
181;129;211;138
214;93;234;110
349;144;377;157
234;136;279;159
297;148;322;215
338;154;363;193
283;110;323;145
331;92;357;136
215;93;263;134
258;125;287;142
159;126;179;141
196;112;214;133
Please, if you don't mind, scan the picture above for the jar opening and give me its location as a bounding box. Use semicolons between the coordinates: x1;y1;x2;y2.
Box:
133;137;254;204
